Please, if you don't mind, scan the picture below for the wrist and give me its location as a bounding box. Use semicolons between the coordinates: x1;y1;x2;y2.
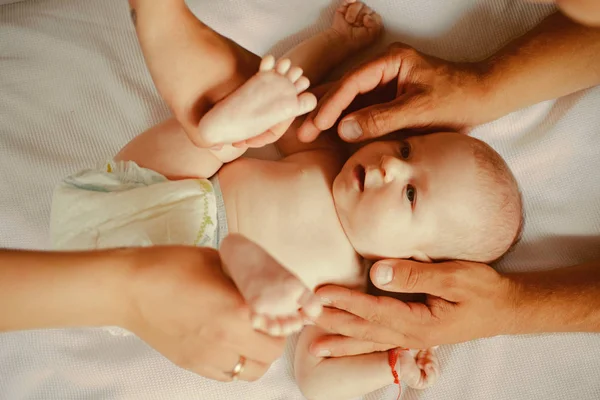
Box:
0;249;133;332
465;59;519;125
503;262;600;335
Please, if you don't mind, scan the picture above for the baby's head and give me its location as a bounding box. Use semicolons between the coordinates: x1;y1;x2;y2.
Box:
333;132;523;263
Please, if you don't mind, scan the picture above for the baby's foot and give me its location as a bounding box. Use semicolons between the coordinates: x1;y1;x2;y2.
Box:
397;347;440;390
197;56;317;147
219;234;322;337
329;0;383;51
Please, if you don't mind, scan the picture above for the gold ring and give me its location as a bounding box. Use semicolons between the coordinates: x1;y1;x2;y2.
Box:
230;356;246;381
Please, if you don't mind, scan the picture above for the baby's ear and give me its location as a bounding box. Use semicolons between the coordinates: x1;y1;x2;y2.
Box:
411;251;432;263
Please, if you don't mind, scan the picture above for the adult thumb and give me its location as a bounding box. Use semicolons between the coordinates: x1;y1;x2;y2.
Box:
370;259;460;301
337;96;417;142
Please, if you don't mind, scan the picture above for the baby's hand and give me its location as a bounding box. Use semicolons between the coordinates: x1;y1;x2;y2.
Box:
196;55;316;149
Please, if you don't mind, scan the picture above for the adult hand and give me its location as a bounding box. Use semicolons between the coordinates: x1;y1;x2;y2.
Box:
310;259;518;357
297;43;497;143
131;0;260;147
124;235;285;381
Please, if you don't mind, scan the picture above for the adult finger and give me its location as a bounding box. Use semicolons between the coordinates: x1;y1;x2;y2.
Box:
314;297;407;345
317;285;417;327
192;347;271;382
370;260;466;302
336;95;420;142
233;327;286;364
297;54;400;142
314;55;402;133
309;334;396;357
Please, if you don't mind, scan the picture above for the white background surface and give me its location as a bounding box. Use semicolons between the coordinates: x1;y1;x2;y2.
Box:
1;0;600;399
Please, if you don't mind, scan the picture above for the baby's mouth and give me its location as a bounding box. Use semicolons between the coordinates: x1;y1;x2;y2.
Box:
353;164;365;192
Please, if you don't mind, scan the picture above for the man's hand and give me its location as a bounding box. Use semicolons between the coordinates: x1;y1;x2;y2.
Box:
124;238;285;382
297;43;494;143
310;259;518;357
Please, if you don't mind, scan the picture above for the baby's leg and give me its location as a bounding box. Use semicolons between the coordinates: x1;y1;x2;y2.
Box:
198;0;383;148
282;0;383;84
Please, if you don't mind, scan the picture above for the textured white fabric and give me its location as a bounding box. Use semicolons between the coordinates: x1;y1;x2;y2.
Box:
1;0;600;399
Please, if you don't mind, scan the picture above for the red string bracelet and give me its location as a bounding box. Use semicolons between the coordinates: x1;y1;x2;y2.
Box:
388;347;404;400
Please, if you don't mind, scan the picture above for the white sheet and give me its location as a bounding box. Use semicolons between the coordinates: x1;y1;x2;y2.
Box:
1;0;600;399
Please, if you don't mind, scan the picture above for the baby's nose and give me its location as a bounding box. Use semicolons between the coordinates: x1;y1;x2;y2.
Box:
381;155;411;182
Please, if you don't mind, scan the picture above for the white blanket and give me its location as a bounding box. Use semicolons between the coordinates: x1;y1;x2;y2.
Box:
1;0;600;399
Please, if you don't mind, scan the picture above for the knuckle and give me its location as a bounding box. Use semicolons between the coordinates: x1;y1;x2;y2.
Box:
440;269;461;290
388;43;418;58
399;266;421;292
364;109;388;135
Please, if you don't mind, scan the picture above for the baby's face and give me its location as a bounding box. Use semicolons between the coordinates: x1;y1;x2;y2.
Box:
333;132;486;261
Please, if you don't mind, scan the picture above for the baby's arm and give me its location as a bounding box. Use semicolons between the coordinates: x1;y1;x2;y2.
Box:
115;118;245;180
295;326;396;400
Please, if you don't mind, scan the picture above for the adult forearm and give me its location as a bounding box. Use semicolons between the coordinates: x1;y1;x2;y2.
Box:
128;0;259;136
0;249;130;332
482;12;600;118
507;259;600;335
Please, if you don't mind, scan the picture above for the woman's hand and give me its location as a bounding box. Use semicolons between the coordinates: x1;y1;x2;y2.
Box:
123;236;286;382
130;0;260;147
309;259;518;357
297;43;494;143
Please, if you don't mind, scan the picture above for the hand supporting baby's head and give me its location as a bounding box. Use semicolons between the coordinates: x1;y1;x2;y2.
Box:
332;132;523;263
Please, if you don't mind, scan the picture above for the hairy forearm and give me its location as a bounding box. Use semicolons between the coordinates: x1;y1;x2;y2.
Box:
0;249;130;332
482;12;600;118
507;259;600;335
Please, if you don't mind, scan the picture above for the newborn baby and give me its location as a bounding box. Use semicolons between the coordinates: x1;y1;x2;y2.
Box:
51;1;522;399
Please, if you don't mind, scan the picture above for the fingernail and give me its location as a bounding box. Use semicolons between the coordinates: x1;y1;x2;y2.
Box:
320;297;331;305
341;119;362;140
303;319;315;326
374;264;393;285
316;349;331;357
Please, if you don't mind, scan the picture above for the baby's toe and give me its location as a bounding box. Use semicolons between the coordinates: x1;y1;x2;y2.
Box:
345;1;364;24
294;76;310;93
251;314;268;332
298;289;323;319
259;55;276;71
365;12;382;30
275;58;292;75
265;317;285;337
286;66;303;83
280;315;304;335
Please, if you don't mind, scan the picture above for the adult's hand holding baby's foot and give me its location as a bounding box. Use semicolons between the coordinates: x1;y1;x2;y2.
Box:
220;234;322;337
124;245;285;382
199;56;317;149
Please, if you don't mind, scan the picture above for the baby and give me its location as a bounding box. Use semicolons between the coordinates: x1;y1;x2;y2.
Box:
50;1;522;399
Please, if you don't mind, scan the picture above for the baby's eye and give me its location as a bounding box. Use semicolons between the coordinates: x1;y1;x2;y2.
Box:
406;185;416;204
400;142;411;159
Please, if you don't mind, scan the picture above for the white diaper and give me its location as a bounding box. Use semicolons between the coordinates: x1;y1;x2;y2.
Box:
51;160;230;337
50;160;224;251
